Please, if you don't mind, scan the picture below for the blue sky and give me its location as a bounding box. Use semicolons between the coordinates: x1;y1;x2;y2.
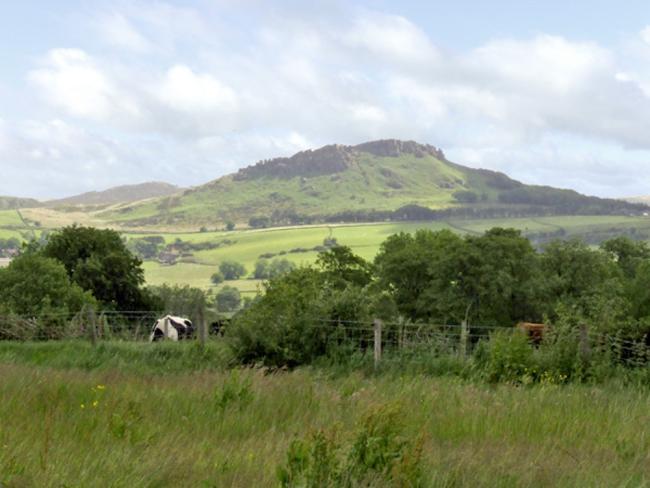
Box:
2;1;650;199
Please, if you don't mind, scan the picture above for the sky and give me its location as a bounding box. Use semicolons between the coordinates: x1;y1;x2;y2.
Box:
3;1;650;199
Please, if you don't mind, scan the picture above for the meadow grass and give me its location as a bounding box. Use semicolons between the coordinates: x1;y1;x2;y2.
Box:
0;341;649;487
0;210;22;227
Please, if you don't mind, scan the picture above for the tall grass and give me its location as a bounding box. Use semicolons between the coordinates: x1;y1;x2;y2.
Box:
1;355;649;486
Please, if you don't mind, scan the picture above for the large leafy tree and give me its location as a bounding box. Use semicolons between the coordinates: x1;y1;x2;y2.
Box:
375;228;542;326
0;253;93;317
42;225;154;311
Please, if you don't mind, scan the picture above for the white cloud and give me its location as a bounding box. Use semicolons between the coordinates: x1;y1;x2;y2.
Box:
10;3;650;198
156;65;238;112
346;12;439;66
98;13;152;52
28;49;117;120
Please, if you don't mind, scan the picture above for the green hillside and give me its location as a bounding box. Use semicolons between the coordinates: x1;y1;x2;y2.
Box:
98;140;646;229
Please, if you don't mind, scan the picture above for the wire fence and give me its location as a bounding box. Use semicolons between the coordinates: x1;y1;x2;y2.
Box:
0;311;648;367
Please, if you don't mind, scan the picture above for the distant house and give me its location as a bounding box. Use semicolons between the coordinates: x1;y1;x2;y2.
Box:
158;252;178;265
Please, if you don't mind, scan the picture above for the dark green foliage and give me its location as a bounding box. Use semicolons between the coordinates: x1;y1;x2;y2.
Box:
453;190;478;203
316;246;373;289
127;236;164;259
42;226;153;311
0;253;93;317
253;259;270;279
215;286;241;312
0;254;95;338
375;228;541;326
225;221;236;231
149;284;208;325
269;258;296;278
249;216;270;228
211;272;225;285
218;260;246;280
277;404;423;487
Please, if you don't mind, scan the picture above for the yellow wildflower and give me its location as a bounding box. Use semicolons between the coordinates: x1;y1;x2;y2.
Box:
92;400;99;408
96;385;106;390
80;403;86;409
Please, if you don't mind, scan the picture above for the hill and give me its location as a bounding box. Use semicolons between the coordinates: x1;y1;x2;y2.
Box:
98;139;647;228
45;182;182;209
0;196;40;210
625;195;650;205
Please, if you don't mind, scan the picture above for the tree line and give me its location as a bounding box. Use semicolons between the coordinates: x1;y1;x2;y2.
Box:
229;228;650;366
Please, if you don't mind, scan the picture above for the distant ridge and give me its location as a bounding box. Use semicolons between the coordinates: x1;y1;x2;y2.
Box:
624;196;650;205
97;139;649;228
0;196;40;210
45;182;183;208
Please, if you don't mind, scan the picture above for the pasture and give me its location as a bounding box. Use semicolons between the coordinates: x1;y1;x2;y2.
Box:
139;215;650;290
0;341;648;487
4;210;650;292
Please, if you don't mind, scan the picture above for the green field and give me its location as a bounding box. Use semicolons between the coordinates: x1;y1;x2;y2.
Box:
0;210;22;227
139;216;650;290
4;209;650;292
0;342;648;487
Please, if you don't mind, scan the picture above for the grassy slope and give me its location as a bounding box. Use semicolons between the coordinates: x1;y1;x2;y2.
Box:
140;216;650;290
99;152;470;226
0;347;648;487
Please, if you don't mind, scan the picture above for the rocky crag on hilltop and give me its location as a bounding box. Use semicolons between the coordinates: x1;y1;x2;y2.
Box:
234;139;446;180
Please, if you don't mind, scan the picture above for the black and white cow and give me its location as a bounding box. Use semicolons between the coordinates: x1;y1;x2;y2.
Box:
149;315;194;342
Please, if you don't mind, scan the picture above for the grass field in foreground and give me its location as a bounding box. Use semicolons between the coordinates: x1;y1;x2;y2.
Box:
0;344;648;487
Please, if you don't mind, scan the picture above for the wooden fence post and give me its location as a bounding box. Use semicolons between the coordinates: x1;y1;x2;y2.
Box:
579;324;590;362
198;306;207;347
87;306;97;347
459;320;468;358
373;318;382;369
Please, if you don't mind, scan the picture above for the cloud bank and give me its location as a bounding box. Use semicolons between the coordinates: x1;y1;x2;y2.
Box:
2;2;650;198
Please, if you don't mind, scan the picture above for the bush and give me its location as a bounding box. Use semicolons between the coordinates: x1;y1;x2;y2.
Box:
219;260;246;280
253;259;270;279
277;404;423;487
477;330;534;383
215;286;241;312
211;271;225;285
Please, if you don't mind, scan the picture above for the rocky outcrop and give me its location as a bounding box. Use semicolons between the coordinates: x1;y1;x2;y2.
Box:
234;144;356;180
354;139;445;160
234;139;447;181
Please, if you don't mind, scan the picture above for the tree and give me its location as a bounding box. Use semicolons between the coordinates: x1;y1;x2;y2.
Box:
268;258;296;278
42;225;154;311
215;286;241;312
0;253;93;317
149;284;208;325
249;216;270;229
219;260;247;280
211;271;225;284
540;238;625;327
254;259;270;279
316;246;373;289
225;221;236;231
601;236;650;279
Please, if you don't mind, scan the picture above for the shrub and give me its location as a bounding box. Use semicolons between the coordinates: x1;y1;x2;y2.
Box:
211;271;225;285
253;259;270;279
277;404;423;487
219;260;246;280
477;330;534;383
215;286;241;312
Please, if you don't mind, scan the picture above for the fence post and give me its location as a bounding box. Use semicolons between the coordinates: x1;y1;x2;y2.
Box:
459;320;469;358
579;324;590;362
373;318;382;369
87;306;97;347
198;306;207;347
